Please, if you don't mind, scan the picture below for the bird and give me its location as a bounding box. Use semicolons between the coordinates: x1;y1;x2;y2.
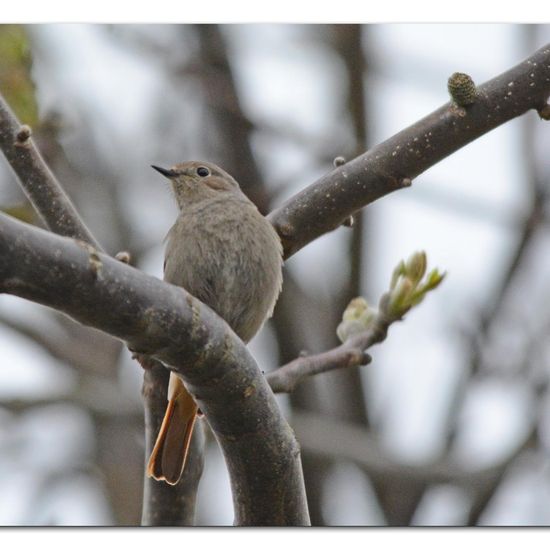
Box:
147;160;283;485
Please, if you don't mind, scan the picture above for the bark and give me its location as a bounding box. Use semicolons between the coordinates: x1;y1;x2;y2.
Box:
269;43;550;259
0;213;310;526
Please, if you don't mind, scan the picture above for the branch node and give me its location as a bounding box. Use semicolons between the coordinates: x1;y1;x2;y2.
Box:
447;72;478;107
400;177;412;188
77;241;103;279
333;156;347;167
342;215;355;228
277;221;295;239
362;352;372;365
538;103;550;121
88;250;103;279
115;250;132;264
14;124;32;147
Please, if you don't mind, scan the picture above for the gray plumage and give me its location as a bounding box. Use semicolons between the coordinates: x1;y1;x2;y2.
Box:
161;160;283;343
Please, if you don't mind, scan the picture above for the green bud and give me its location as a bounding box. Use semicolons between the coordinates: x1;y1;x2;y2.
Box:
423;269;446;291
388;277;414;317
337;297;379;342
342;297;369;322
359;307;377;328
390;260;406;290
382;253;445;321
337;319;364;343
408;289;427;307
405;251;427;285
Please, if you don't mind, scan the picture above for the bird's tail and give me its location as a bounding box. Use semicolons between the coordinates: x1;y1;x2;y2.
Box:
146;372;198;485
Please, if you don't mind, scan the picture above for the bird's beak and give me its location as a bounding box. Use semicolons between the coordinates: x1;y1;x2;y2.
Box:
151;165;178;179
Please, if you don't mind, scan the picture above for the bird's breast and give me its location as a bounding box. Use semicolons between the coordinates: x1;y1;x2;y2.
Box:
164;199;282;342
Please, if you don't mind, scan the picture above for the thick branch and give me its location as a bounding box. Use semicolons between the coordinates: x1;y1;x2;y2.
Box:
0;212;309;526
268;44;550;259
0;93;101;249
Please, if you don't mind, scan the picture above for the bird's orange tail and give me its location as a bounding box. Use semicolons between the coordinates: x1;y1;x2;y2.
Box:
146;373;198;485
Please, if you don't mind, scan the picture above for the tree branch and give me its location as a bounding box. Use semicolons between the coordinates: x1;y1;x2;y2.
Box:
268;44;550;259
266;249;444;396
266;319;386;394
0;88;196;525
0;94;102;250
0;212;309;526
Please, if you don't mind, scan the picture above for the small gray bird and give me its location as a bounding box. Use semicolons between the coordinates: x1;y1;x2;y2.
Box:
147;161;283;485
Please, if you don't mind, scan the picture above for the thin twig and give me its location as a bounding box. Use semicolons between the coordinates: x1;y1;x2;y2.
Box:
266;319;386;394
0;93;102;250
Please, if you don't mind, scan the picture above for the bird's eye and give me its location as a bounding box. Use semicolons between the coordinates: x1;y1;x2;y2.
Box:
197;166;210;177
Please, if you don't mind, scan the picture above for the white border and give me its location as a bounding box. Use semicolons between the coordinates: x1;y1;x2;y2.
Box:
0;0;548;23
1;528;549;548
